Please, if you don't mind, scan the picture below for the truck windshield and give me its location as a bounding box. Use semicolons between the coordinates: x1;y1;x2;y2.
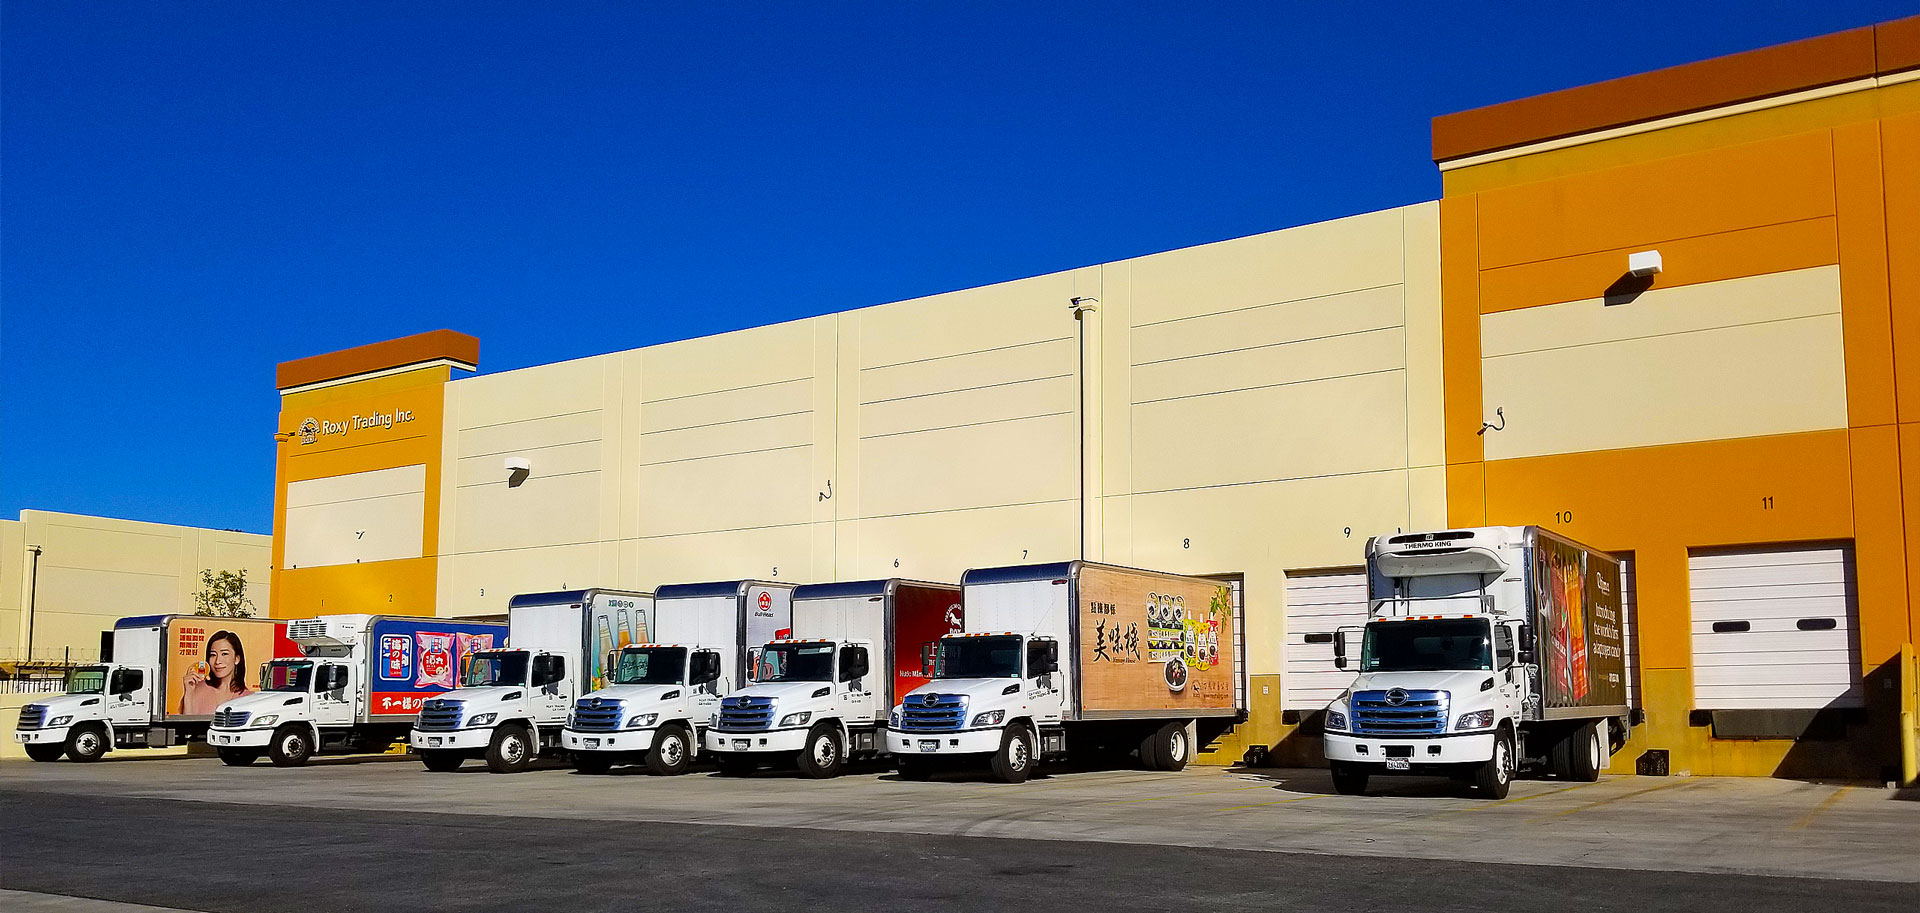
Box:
265;661;314;692
64;666;108;694
613;647;685;685
463;651;528;687
1361;619;1492;673
935;636;1022;679
758;643;834;683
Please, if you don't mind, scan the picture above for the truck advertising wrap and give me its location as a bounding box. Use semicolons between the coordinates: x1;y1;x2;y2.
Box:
368;617;508;716
589;592;652;691
893;584;964;701
1532;536;1627;710
1077;566;1239;715
166;618;300;718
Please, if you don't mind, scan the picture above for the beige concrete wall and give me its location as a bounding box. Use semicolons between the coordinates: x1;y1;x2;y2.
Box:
425;203;1448;699
0;511;271;664
1480;265;1847;461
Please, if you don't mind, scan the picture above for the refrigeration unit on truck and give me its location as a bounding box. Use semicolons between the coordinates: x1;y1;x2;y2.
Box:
706;578;961;778
410;588;653;773
889;562;1245;783
205;615;505;767
561;580;797;775
1321;526;1630;799
16;616;298;762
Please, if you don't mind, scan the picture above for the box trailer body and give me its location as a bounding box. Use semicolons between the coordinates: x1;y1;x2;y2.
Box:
205;614;504;767
705;579;960;777
562;583;784;775
15;615;298;762
888;562;1245;782
1322;526;1630;798
411;588;653;773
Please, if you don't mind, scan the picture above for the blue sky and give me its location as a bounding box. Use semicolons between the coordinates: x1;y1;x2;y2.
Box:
4;1;1912;533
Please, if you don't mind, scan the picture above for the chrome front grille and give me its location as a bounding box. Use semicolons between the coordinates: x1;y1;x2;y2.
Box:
416;700;463;731
1352;690;1450;735
715;696;774;731
212;708;251;728
572;698;624;732
17;705;46;730
898;694;967;732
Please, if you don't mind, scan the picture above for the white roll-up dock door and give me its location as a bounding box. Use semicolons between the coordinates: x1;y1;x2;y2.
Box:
1688;543;1861;710
1282;568;1367;712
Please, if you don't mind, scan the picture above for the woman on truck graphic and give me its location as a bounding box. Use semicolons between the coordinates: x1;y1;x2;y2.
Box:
180;630;254;714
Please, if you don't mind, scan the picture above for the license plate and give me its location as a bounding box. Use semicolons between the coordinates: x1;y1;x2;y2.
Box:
14;733;27;742
733;739;750;750
918;740;939;753
1386;758;1411;771
428;737;442;747
584;738;600;749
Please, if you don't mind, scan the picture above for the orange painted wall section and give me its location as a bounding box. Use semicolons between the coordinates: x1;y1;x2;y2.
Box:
270;366;451;620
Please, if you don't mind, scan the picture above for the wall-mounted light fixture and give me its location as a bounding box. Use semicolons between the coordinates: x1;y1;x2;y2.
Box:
1627;250;1663;277
505;457;531;488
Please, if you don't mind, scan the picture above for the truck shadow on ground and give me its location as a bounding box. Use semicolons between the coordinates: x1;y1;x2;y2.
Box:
1229;765;1488;798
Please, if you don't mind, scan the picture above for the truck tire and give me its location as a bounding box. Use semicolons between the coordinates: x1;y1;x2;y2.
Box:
1472;731;1515;799
66;723;109;763
268;724;313;767
485;725;533;773
218;748;261;767
796;723;845;779
419;749;464;772
571;751;613;775
24;743;65;762
896;757;935;781
645;724;693;776
1139;721;1192;772
1329;761;1369;795
1567;722;1602;782
988;725;1035;784
714;752;757;776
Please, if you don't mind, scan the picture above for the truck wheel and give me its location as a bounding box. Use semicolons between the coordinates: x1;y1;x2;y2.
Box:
645;725;692;776
1567;723;1602;782
419;749;464;772
1329;761;1369;795
485;725;533;773
988;725;1035;784
268;725;313;767
571;751;613;775
218;748;261;767
1139;721;1191;772
714;752;757;776
66;723;109;763
896;757;935;781
796;723;845;779
1473;731;1515;799
24;743;65;762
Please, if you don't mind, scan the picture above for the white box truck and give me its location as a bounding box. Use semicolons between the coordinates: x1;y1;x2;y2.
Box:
1321;526;1631;799
410;588;651;773
15;615;298;762
205;615;504;767
888;562;1245;783
705;578;961;778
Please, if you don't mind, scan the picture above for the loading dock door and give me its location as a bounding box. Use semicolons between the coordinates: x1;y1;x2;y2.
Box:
1620;555;1638;711
1282;568;1366;712
1688;544;1861;710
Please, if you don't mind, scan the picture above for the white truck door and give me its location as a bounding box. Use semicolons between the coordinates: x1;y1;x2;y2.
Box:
840;645;878;722
109;667;153;726
692;650;722;723
316;664;356;726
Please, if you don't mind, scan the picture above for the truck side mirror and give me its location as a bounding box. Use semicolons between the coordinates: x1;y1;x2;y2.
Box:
1332;634;1348;669
110;668;143;695
841;647;870;682
1030;642;1059;676
531;655;565;687
691;652;721;685
318;666;346;692
745;648;761;682
920;642;935;677
1517;625;1535;665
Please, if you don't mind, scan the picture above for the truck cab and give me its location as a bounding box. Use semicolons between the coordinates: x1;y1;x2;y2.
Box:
563;644;723;775
410;647;574;773
14;664;152;762
705;638;879;778
206;658;355;765
886;632;1063;782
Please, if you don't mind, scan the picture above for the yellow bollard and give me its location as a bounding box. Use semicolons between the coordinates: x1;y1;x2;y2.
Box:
1903;643;1917;788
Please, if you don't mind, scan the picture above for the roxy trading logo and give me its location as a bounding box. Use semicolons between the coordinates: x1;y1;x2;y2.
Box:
296;409;416;444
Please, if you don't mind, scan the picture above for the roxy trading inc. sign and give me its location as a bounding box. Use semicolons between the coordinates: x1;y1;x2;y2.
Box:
294;408;417;445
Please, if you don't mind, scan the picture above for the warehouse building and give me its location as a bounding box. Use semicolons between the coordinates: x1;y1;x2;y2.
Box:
268;17;1919;781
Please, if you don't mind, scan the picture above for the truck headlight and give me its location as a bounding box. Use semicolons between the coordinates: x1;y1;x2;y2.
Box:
467;713;498;727
779;711;812;727
566;713;576;726
1455;710;1496;731
888;707;902;729
252;715;279;728
626;713;659;729
48;715;73;727
970;710;1005;727
1323;711;1347;733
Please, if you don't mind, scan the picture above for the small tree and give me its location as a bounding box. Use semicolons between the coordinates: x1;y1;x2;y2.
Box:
193;569;257;618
